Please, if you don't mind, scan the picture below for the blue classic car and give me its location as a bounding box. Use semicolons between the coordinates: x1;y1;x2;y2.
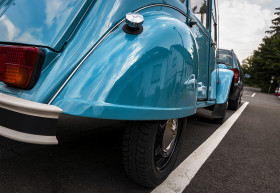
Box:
0;0;234;187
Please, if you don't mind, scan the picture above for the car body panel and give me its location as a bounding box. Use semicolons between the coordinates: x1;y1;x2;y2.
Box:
0;0;227;114
0;0;236;144
209;42;217;100
216;68;234;104
0;0;93;51
52;9;198;120
188;11;210;99
0;0;186;52
0;1;187;103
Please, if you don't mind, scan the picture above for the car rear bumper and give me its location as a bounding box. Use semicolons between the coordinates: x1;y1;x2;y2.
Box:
0;93;63;145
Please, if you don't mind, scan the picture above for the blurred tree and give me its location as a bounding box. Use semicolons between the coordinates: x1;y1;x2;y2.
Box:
199;0;207;14
243;7;280;92
192;5;198;13
266;7;280;34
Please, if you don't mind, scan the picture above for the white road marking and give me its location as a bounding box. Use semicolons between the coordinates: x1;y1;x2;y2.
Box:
152;102;249;193
251;93;256;97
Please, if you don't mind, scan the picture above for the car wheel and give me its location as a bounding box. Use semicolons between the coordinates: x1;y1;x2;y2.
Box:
122;119;185;188
229;92;241;110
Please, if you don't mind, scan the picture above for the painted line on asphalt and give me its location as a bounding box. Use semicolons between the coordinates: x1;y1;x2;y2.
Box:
152;102;250;193
251;93;256;97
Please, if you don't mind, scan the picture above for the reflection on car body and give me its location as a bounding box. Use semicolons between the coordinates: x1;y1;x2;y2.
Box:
0;0;236;187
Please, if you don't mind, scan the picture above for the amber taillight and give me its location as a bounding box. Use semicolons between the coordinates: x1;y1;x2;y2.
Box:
0;46;45;89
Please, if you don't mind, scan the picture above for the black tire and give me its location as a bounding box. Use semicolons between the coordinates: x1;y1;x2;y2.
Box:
122;119;186;188
229;92;241;110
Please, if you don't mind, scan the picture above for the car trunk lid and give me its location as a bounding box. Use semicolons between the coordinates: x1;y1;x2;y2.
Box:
0;0;93;51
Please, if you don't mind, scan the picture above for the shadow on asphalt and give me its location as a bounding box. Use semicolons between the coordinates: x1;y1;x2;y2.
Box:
0;108;236;193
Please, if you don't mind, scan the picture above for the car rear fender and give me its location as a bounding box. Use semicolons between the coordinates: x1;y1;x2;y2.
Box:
51;10;199;120
216;69;234;104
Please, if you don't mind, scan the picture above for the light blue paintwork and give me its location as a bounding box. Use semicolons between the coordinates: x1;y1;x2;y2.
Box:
208;0;218;101
0;0;186;102
188;10;210;100
0;0;93;51
218;64;228;69
0;0;234;120
216;69;234;104
52;9;198;120
210;64;234;103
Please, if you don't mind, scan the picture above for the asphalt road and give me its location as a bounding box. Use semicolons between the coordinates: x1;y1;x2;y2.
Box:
0;87;279;193
184;87;280;193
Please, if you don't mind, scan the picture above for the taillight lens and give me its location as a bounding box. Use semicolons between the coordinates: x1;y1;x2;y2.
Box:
0;46;45;89
232;68;239;83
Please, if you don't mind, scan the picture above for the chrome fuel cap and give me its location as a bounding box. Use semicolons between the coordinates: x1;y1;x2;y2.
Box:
125;12;144;28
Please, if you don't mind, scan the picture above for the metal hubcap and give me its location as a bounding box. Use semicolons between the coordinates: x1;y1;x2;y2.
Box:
162;119;178;157
154;119;180;171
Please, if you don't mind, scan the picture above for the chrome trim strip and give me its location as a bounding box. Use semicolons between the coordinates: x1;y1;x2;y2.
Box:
48;18;125;104
136;3;188;17
0;125;58;145
65;0;95;47
0;93;62;119
48;4;189;104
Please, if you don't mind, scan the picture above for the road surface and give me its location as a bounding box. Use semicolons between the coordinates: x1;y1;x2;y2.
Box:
0;87;279;193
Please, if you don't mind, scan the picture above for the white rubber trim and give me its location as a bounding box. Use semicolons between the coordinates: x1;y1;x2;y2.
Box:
0;93;63;119
0;125;58;145
152;102;249;193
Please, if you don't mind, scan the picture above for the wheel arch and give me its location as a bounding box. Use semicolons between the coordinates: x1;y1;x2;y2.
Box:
52;10;199;120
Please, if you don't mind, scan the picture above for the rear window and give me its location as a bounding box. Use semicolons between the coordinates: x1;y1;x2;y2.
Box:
217;49;233;67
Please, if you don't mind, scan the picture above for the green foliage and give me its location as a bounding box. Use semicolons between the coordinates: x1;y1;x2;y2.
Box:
192;5;198;13
192;1;207;14
199;0;207;14
243;7;280;93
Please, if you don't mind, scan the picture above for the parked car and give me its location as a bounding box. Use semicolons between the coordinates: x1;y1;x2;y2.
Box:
0;0;234;187
275;87;280;97
218;49;244;110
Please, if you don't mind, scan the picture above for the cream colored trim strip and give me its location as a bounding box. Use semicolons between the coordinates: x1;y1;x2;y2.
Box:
0;125;58;145
0;93;63;119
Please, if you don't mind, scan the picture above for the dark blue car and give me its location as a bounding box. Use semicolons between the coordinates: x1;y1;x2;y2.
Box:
218;49;244;110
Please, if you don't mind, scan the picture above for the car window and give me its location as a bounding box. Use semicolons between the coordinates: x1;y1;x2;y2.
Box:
236;56;241;69
232;54;238;68
190;0;209;28
217;50;233;67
